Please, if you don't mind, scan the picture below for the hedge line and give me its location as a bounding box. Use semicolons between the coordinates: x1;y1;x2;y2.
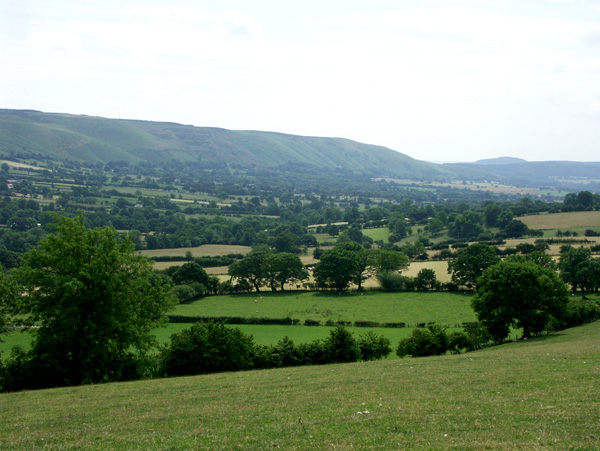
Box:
168;315;411;328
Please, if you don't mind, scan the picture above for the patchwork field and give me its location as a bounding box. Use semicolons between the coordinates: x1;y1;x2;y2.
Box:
140;244;252;259
518;211;600;230
1;321;597;450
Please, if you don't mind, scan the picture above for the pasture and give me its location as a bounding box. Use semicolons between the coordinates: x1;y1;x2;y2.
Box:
171;291;476;326
1;321;597;450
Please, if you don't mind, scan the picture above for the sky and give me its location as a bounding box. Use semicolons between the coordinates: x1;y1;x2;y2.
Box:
2;0;600;163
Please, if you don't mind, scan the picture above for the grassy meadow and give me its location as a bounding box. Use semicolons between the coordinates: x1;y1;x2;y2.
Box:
171;291;476;327
1;321;598;450
518;211;600;231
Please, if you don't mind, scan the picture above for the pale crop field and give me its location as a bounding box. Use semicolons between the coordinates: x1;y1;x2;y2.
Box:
140;244;251;259
518;211;600;230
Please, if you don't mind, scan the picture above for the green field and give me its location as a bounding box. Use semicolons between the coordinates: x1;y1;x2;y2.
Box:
1;321;598;449
171;291;476;326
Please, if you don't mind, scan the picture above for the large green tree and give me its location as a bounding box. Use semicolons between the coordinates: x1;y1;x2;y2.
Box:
558;246;600;298
0;266;17;338
264;252;308;291
228;251;268;292
472;258;568;341
314;246;360;291
12;214;177;387
448;243;500;289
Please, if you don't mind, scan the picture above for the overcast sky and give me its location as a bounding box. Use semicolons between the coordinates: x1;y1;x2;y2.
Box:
2;0;600;163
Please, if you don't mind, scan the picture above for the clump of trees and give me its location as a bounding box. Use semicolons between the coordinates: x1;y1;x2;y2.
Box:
159;323;392;377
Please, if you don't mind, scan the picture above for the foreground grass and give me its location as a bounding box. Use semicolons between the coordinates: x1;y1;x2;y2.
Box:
1;322;598;450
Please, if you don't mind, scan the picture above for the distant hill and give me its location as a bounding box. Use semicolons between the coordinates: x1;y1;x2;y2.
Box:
0;109;465;181
473;156;527;165
446;160;600;190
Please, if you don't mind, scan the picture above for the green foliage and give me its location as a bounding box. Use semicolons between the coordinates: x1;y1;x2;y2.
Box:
171;261;209;286
559;246;600;296
448;243;500;289
264;252;308;291
314;245;361;291
396;324;449;358
415;268;438;291
372;249;408;273
376;271;405;292
160;322;256;377
357;331;392;361
323;326;361;363
473;258;569;341
10;214;177;388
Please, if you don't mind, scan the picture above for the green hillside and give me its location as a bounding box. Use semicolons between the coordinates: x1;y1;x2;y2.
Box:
0;109;461;180
1;321;598;450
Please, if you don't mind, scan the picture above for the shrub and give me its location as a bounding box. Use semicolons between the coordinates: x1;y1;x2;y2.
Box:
447;331;470;354
563;298;600;328
323;326;361;363
396;325;449;358
160;322;255;377
376;271;406;291
357;331;392;361
170;285;197;304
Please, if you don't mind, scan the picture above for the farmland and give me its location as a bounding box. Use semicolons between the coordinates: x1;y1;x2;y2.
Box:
1;321;598;450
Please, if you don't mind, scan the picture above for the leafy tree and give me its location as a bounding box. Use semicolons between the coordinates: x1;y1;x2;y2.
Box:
372;249;408;273
415;268;438;291
172;261;209;286
447;210;483;240
558;246;600;298
337;241;369;290
313;246;360;291
228;251;268;292
11;214;177;387
264;252;308;291
447;243;500;289
503;219;530;238
472;258;568;341
0;266;17;338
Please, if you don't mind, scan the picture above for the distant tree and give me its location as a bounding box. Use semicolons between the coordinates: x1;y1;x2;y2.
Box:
10;214;177;388
172;261;209;286
559;247;600;297
472;258;568;341
264;252;308;291
314;246;360;291
447;210;483;240
372;249;409;273
448;243;500;289
228;251;269;292
415;268;438;291
503;219;530;238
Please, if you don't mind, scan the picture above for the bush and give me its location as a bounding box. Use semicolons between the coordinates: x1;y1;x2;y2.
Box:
357;331;392;361
160;322;256;377
563;298;600;328
170;285;197;304
323;326;361;363
396;325;449;358
376;271;407;291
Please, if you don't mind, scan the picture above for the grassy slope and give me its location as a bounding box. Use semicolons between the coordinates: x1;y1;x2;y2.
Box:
0;110;457;180
1;321;598;450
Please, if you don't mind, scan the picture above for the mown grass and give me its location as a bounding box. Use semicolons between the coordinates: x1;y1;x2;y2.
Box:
171;291;476;326
1;321;598;450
